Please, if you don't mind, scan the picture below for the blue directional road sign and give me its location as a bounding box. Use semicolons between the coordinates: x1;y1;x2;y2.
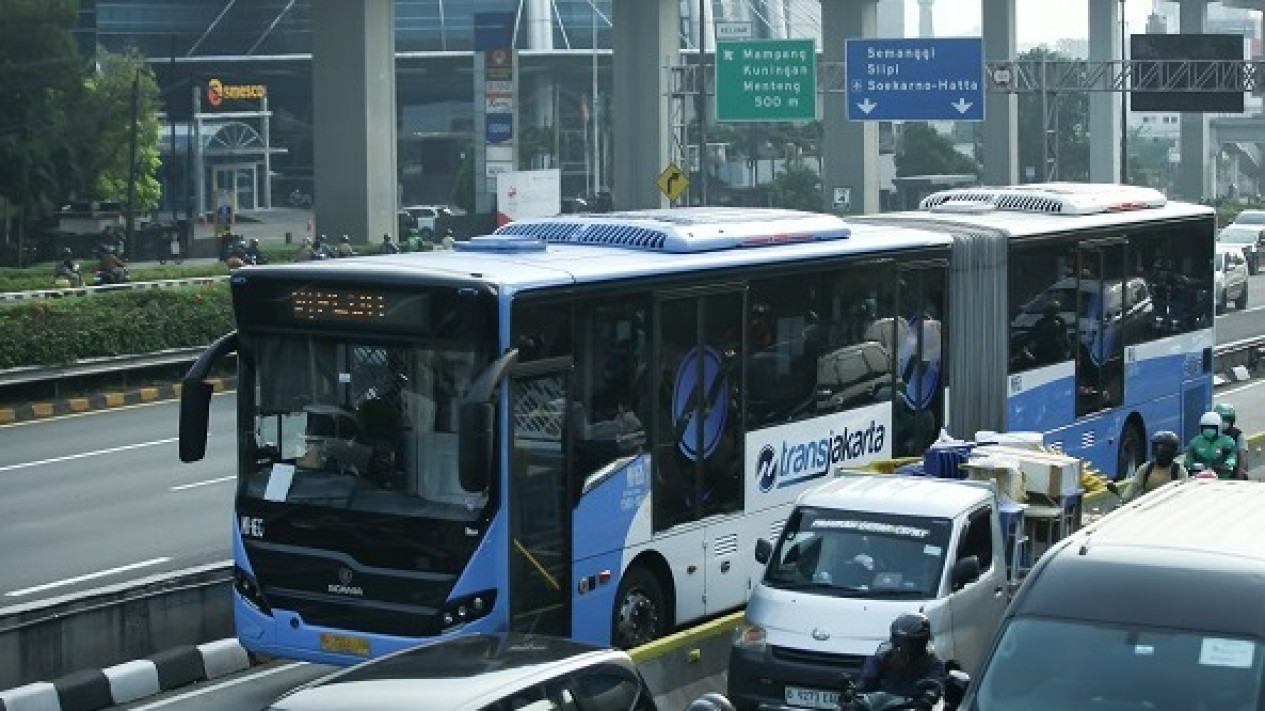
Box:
845;37;984;121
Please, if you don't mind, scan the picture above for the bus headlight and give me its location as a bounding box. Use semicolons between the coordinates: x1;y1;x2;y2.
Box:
733;622;767;652
233;566;273;616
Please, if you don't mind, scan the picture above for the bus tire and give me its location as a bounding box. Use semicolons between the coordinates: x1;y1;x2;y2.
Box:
1116;420;1145;482
611;565;667;649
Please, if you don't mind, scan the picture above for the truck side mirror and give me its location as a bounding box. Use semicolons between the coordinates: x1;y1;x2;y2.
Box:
951;555;982;591
755;538;773;564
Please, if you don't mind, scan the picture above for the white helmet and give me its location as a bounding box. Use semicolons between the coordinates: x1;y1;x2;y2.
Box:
1200;411;1223;430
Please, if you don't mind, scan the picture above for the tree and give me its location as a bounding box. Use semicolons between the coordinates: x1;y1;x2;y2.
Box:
1016;47;1090;182
0;0;82;217
770;165;822;212
62;49;164;215
895;123;980;177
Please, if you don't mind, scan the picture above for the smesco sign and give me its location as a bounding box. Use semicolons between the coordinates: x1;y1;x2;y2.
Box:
206;78;267;107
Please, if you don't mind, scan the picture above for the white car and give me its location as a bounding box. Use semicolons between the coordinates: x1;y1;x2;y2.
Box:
1217;223;1263;275
401;204;454;237
1214;245;1250;313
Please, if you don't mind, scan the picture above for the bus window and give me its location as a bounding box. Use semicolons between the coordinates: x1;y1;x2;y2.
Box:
1009;241;1078;374
747;263;897;429
571;297;651;477
1128;222;1215;339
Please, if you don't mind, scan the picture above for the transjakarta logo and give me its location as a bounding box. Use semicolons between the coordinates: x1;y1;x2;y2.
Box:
754;407;890;493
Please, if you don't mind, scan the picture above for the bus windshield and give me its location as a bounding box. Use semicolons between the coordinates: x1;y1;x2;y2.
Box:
763;506;953;599
243;335;489;521
972;617;1265;711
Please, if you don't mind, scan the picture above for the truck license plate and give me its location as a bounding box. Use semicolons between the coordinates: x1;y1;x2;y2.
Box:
319;632;370;656
785;685;839;710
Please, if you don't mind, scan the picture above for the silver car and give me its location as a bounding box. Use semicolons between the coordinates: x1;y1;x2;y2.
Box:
1217;223;1263;275
1214;245;1250;313
265;633;660;711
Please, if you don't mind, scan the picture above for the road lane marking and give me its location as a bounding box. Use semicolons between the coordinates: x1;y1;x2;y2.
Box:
170;475;235;491
5;557;172;597
128;661;311;710
1219;379;1265;397
0;437;180;474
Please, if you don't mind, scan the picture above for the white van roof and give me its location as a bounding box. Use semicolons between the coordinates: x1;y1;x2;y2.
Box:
798;474;993;518
1079;479;1265;561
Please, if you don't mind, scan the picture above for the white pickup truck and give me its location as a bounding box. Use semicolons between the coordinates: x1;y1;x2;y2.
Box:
727;474;1022;711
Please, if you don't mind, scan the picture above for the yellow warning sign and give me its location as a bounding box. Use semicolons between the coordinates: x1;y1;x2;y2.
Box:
656;161;689;202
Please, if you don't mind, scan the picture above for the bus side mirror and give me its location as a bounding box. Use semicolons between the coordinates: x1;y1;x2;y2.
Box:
459;401;494;492
178;331;238;464
755;538;773;564
179;379;214;463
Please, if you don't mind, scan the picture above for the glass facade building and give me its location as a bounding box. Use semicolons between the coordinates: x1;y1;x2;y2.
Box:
80;0;872;209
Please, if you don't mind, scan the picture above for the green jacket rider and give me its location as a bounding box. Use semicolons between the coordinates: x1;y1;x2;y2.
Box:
1185;410;1238;479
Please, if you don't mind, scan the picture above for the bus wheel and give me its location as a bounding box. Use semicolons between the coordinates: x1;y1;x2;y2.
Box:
1116;421;1145;482
612;565;666;649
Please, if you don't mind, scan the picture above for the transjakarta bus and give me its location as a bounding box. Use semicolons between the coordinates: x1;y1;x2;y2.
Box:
178;183;1214;666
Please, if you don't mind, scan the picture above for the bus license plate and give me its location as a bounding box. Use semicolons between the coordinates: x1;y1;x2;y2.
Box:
785;685;839;710
319;632;370;656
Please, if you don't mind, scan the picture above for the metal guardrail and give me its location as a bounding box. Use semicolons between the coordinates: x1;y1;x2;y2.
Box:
0;276;227;303
0;348;207;390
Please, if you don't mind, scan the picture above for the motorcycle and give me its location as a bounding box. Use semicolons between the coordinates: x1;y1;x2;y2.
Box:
837;668;970;711
93;265;129;286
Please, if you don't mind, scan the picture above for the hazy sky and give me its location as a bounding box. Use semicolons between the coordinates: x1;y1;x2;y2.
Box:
909;1;1164;46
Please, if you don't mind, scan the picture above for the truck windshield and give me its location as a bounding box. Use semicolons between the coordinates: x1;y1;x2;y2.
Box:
971;617;1265;711
241;335;489;522
763;506;953;599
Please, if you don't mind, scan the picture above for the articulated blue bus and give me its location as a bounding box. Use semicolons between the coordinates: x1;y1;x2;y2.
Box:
178;182;1213;666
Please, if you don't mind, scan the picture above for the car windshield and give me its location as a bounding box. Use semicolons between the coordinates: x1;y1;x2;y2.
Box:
971;617;1265;711
242;335;490;521
1219;228;1258;245
1234;211;1265;225
763;506;952;599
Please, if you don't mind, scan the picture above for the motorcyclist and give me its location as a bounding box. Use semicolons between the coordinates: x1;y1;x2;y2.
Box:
96;245;128;284
1116;430;1188;502
336;234;357;258
1185;411;1238;480
1214;402;1249;479
854;612;945;708
242;237;267;265
54;248;83;287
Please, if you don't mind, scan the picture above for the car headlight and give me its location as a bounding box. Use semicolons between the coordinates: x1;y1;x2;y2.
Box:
733;622;768;651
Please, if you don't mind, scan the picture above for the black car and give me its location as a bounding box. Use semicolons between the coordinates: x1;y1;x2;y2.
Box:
265;633;659;711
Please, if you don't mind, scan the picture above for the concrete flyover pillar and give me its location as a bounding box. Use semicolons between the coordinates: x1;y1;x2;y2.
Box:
612;0;676;209
981;0;1018;185
821;0;879;215
1177;0;1211;201
311;0;398;244
1088;0;1122;183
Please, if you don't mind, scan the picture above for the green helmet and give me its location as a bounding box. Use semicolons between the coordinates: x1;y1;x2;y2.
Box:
1214;402;1237;428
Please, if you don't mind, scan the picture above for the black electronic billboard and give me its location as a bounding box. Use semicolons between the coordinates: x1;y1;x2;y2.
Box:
1130;34;1244;113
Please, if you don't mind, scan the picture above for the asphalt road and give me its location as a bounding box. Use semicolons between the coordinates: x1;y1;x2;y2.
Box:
0;395;236;602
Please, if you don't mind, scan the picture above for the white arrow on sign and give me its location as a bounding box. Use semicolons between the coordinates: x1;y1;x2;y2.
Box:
952;98;973;114
856;98;877;115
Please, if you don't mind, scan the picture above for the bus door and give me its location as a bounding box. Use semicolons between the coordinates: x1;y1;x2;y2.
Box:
653;286;747;616
1074;240;1126;417
508;361;573;636
895;262;947;456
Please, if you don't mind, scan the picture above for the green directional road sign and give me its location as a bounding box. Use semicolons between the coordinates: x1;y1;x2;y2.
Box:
715;38;817;122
